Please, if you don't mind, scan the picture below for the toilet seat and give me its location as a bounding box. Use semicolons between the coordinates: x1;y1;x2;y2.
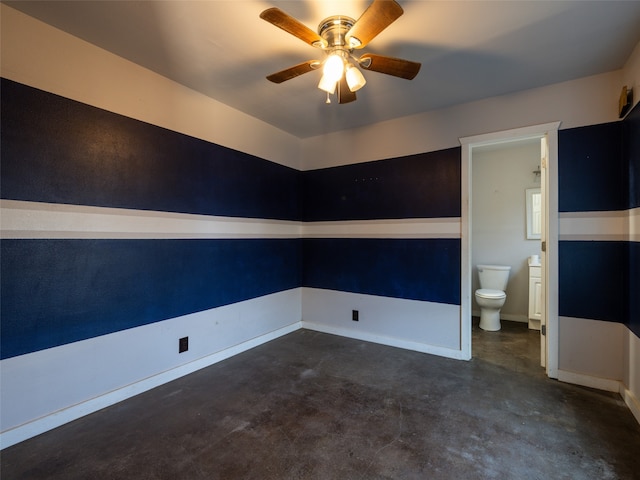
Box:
475;288;506;299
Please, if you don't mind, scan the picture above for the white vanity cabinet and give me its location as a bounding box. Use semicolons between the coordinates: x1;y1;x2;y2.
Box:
528;264;542;330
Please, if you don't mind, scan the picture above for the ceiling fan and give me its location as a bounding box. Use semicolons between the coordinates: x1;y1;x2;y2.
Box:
260;0;421;104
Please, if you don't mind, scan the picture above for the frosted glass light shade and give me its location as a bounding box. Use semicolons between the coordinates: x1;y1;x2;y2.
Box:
345;64;366;92
318;74;338;94
323;54;344;82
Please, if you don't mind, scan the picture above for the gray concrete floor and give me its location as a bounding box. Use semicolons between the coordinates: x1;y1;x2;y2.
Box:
2;320;640;479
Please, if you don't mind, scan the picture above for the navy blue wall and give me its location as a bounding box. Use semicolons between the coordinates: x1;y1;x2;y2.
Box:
624;103;640;338
1;239;301;359
558;240;627;323
625;102;640;210
1;79;302;360
303;238;460;305
302;149;461;221
630;242;640;338
558;122;625;213
301;148;461;304
558;109;638;337
1;79;300;221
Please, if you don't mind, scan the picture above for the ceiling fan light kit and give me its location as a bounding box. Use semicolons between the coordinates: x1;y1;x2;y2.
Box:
318;71;338;95
323;52;346;82
345;63;367;92
260;0;421;104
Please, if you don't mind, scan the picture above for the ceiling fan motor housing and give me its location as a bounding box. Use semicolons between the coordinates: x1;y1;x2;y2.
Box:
317;16;357;51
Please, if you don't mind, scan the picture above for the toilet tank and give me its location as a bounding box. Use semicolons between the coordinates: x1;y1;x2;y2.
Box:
477;265;511;291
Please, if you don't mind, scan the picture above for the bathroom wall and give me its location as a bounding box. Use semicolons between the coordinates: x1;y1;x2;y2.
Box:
471;141;542;322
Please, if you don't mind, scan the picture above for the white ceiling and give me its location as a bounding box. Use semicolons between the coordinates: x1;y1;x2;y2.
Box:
6;1;640;138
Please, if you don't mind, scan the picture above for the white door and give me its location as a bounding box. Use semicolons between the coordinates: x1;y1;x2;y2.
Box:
539;137;548;368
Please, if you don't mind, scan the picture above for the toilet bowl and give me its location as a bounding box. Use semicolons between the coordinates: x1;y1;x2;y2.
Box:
475;289;507;331
474;264;511;331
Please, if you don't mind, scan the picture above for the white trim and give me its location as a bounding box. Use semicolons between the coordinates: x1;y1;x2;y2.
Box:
460;141;472;360
460;122;561;378
0;322;301;450
460;128;550;149
621;385;640;426
545;126;560;379
557;369;621;393
500;313;529;323
301;322;469;361
558;370;640;427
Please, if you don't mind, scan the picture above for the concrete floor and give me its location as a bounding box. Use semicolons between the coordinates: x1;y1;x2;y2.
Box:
2;320;640;479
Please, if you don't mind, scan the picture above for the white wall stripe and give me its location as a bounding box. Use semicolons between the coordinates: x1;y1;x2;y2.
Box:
0;200;301;239
559;208;640;242
8;201;640;242
1;200;461;239
630;207;640;241
301;218;461;239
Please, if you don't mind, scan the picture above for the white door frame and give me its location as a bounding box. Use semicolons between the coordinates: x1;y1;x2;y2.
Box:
459;122;560;378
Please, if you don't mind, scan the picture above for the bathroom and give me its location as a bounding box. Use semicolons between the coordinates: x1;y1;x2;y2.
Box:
471;138;542;337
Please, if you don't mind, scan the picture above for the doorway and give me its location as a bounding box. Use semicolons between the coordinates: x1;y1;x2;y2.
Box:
460;122;560;379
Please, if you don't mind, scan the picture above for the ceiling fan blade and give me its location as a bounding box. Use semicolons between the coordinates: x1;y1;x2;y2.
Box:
338;76;357;104
346;0;404;49
266;60;321;84
359;53;421;80
260;8;326;48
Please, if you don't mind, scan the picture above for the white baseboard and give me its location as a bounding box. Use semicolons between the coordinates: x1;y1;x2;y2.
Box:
0;322;301;450
557;369;640;426
501;313;528;323
557;369;621;393
621;385;640;426
302;321;469;361
471;310;528;323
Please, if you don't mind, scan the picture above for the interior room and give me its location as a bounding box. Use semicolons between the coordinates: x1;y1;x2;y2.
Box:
1;1;640;477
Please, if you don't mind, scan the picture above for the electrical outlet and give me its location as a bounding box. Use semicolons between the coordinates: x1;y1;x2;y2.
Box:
352;310;359;321
179;336;189;353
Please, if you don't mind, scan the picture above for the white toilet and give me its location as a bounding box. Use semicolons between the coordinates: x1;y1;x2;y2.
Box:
475;264;511;331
